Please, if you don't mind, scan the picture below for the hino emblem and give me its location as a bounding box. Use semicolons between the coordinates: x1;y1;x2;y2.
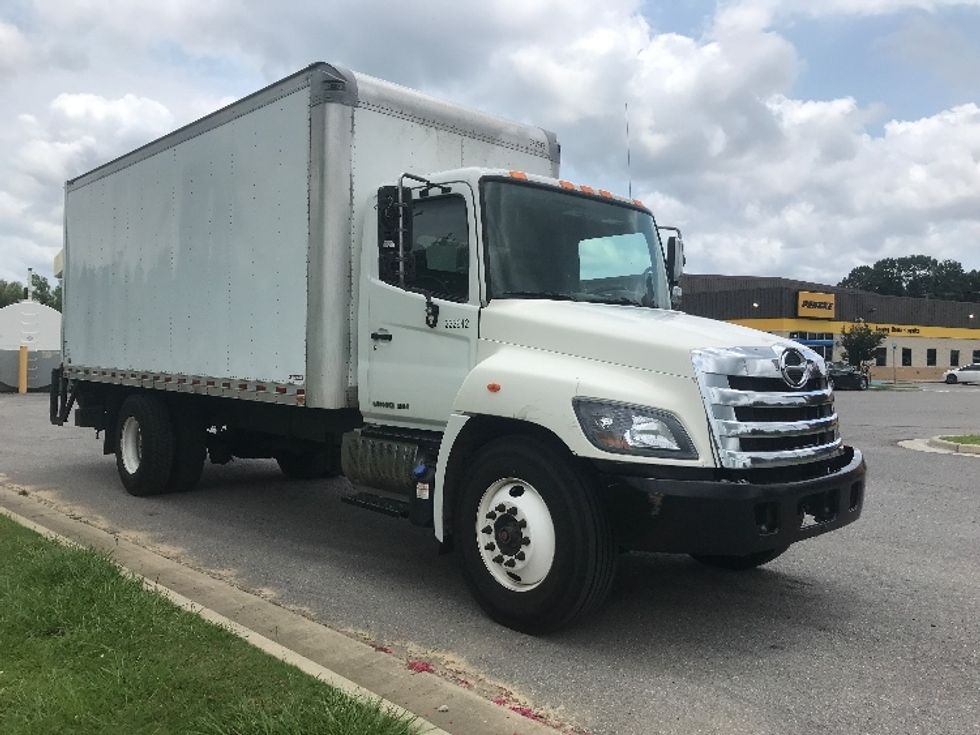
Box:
779;348;812;389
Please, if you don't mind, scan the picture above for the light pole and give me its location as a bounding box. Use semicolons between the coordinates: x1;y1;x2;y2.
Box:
892;342;897;384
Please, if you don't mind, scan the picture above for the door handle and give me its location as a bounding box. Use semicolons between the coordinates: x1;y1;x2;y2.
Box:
371;331;393;342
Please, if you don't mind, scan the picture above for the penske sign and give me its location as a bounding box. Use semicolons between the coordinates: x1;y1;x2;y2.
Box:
797;291;836;319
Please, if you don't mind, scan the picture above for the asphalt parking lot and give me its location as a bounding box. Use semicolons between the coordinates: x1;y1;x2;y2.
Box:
1;387;978;735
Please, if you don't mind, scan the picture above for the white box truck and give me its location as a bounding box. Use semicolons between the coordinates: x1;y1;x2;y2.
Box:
51;63;866;632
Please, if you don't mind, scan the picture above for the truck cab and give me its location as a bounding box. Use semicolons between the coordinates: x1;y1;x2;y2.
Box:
345;167;866;631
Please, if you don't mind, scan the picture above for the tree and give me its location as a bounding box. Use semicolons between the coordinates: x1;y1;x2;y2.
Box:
0;279;24;308
838;255;980;302
839;322;886;367
0;274;62;311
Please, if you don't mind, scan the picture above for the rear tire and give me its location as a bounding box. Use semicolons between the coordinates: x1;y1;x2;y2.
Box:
691;546;789;571
454;436;616;633
276;446;339;480
168;409;206;492
946;374;957;384
115;394;175;496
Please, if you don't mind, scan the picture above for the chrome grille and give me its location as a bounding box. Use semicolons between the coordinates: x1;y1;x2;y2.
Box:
692;346;842;469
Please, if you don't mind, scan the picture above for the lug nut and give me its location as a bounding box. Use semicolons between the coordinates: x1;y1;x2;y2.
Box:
521;537;531;546
484;543;496;551
507;506;517;515
515;551;526;561
481;525;492;534
495;503;506;513
503;558;516;568
485;512;496;520
517;519;527;529
492;554;504;564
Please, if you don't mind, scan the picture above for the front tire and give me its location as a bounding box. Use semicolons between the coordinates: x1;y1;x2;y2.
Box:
691;546;788;571
115;394;175;496
946;374;957;384
454;436;616;633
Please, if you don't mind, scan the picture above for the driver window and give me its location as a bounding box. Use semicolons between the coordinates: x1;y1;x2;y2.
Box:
409;194;469;302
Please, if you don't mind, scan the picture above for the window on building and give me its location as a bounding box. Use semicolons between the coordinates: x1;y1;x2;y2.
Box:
950;350;960;367
973;350;980;364
875;347;887;367
926;349;936;366
902;348;912;366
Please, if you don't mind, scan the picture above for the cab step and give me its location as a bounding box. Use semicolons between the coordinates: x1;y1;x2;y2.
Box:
341;491;410;518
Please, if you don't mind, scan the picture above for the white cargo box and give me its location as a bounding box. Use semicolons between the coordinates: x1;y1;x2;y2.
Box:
63;63;559;409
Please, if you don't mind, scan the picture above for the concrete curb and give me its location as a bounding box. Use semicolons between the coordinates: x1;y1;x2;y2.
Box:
927;436;980;455
0;488;557;735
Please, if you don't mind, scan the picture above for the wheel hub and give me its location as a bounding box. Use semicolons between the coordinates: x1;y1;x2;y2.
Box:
476;479;555;592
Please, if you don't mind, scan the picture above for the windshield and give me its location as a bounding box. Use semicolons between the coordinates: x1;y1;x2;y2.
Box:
481;180;671;309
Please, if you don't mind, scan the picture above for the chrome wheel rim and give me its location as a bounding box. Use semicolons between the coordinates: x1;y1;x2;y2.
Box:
475;477;555;592
121;416;142;475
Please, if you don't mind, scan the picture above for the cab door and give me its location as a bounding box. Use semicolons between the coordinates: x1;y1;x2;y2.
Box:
362;184;480;429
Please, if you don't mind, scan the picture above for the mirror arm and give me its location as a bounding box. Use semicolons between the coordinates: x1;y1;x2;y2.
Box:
396;173;431;289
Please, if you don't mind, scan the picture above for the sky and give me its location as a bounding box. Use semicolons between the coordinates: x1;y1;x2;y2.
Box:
1;0;979;286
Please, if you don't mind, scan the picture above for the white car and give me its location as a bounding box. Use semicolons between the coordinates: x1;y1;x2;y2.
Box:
943;364;980;384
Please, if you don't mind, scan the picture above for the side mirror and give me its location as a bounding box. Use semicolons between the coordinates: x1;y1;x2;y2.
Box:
671;285;683;309
377;185;413;285
666;235;684;287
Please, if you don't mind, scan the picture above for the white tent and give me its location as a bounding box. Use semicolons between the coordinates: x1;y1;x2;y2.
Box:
0;300;62;391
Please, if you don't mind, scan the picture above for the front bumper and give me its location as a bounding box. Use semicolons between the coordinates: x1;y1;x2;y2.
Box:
597;446;866;556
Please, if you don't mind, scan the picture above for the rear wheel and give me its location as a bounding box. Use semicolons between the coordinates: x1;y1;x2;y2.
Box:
946;374;957;384
168;409;206;492
454;436;616;633
691;545;789;571
115;394;175;496
276;446;339;480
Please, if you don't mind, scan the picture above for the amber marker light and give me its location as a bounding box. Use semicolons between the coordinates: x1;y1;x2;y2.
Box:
509;170;528;180
579;185;594;194
558;180;575;190
487;383;502;393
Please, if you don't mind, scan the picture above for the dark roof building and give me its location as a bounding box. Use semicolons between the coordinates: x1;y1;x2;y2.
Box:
681;274;980;379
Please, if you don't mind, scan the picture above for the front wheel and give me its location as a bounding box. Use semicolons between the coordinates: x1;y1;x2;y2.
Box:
454;436;616;633
691;546;789;571
946;374;957;384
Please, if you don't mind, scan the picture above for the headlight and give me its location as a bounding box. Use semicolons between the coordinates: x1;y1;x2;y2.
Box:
573;398;698;459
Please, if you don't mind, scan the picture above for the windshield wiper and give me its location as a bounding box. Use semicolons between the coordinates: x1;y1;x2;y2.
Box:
579;295;644;307
496;291;577;301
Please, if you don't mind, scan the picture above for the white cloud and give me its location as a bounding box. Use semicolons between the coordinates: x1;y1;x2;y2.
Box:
0;21;31;76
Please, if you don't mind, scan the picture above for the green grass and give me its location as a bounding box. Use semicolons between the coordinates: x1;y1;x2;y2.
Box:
940;435;980;445
0;515;419;735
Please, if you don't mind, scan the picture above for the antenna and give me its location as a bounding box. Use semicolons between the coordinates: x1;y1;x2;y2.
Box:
625;102;632;199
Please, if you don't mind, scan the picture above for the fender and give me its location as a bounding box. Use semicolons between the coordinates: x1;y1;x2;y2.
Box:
432;343;715;539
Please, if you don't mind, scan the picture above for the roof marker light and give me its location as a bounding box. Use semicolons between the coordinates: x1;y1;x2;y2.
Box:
487;383;501;393
509;170;528;180
579;185;594;194
558;180;575;190
598;189;613;199
632;198;645;207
